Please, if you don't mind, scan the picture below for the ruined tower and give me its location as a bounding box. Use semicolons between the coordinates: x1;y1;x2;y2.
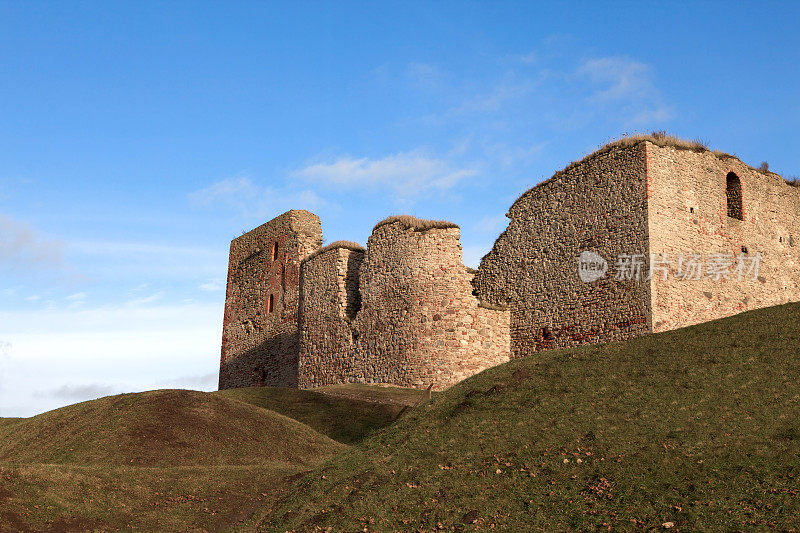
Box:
218;210;322;389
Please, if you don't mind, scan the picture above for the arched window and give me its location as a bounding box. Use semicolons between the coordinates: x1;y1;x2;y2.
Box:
726;172;743;220
268;294;275;313
272;242;279;261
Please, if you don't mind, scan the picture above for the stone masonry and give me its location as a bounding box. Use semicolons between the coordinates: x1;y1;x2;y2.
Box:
297;219;511;390
474;138;800;359
218;210;322;389
645;142;800;331
220;137;800;390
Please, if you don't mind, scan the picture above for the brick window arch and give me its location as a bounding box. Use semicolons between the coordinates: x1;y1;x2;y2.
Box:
726;172;743;220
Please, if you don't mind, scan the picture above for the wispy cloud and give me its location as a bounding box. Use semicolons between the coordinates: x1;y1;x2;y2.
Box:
189;175;327;219
454;81;533;114
0;301;221;416
576;56;673;126
0;213;66;271
40;383;119;401
199;279;225;292
126;291;165;306
156;372;218;390
407;62;444;89
296;151;477;202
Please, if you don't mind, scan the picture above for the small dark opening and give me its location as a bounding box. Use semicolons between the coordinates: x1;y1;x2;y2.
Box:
741;245;748;254
268;294;274;313
726;172;743;220
689;207;694;214
541;327;554;341
272;242;279;261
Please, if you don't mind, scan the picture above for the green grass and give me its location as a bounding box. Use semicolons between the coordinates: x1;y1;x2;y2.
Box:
0;389;346;530
214;385;416;445
245;302;800;531
2;303;799;531
0;389;344;467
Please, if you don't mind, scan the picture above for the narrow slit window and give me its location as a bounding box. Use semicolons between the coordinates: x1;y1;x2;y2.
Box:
726;172;743;220
268;294;274;313
272;242;279;261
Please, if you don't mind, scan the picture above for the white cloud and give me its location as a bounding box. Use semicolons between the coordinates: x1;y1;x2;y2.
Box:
126;291;165;306
0;213;66;271
39;383;119;401
189;175;327;219
199;279;225;292
68;239;226;280
454;81;533;114
407;62;444;89
578;56;654;102
0;302;222;417
156;372;218;389
576;56;673;126
296;151;476;201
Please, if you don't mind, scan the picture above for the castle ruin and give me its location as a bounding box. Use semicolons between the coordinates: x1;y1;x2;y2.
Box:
219;137;800;391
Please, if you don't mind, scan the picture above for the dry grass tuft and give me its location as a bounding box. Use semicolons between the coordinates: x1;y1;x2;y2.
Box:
759;161;770;172
510;132;755;210
373;215;459;233
786;176;800;188
303;241;365;262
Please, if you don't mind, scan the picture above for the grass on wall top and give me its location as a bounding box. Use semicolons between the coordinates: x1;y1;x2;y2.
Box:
303;240;365;263
373;215;459;233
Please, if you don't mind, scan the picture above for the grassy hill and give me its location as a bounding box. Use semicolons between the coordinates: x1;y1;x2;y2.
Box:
244;302;800;531
1;302;799;531
0;389;344;467
0;384;417;531
215;384;428;445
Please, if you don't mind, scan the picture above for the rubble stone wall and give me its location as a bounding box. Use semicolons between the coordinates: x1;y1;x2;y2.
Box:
646;142;800;331
298;246;363;388
353;221;511;390
218;210;322;389
474;143;652;357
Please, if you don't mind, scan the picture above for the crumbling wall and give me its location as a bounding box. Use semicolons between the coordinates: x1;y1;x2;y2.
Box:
646;142;800;331
218;210;322;389
298;245;364;388
354;219;511;390
474;143;652;358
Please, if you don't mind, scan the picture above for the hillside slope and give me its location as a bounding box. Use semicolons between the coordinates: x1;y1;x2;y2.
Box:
248;302;800;531
215;384;423;444
0;389;344;467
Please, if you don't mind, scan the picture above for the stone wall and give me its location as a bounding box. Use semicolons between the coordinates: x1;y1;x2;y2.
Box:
646;142;800;331
220;138;800;392
352;219;511;390
474;142;652;358
218;210;322;389
298;245;364;388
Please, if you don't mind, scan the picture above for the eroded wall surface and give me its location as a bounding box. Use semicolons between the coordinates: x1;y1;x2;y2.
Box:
474;143;652;357
646;143;800;331
351;222;511;390
218;210;322;389
298;247;363;388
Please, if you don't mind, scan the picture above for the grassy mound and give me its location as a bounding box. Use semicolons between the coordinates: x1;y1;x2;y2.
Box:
0;389;344;467
215;385;417;445
250;302;800;531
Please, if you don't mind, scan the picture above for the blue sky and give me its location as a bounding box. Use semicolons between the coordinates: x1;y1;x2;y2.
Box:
1;1;798;416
